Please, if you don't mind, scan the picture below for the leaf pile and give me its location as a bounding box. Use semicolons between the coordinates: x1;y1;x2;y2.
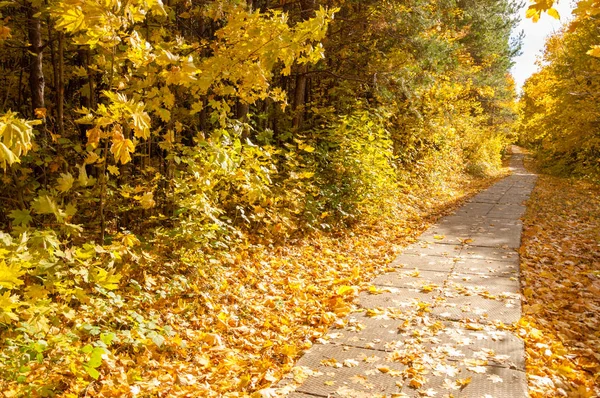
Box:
518;172;600;397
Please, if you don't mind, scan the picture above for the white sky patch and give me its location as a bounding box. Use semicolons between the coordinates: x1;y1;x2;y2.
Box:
511;0;575;92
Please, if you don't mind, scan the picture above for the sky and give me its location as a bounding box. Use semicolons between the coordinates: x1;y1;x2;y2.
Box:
510;1;576;91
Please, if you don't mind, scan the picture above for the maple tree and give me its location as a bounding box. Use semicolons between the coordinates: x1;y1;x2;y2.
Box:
0;0;530;396
518;1;600;177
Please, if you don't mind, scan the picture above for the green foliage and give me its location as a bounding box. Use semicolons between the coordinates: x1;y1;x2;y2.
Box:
311;107;398;224
172;123;277;246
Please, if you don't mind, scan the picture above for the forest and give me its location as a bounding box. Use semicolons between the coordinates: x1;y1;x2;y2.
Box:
0;0;597;396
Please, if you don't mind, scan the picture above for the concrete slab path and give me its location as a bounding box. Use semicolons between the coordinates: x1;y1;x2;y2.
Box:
280;149;536;398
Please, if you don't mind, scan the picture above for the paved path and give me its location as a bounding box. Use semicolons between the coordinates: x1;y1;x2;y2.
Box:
281;150;537;397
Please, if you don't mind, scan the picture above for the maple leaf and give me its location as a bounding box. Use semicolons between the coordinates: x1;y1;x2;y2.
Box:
86;126;102;146
31;195;62;219
130;102;151;139
368;285;388;295
337;285;357;296
456;377;472;389
111;131;135;164
56;172;75;193
8;209;32;226
34;108;47;118
0;291;20;323
487;374;503;383
466;365;487;374
53;6;86;32
321;357;341;368
202;333;225;348
420;284;437;293
0;260;25;289
433;363;458;377
84;151;100;164
586;45;600;58
92;267;122;290
139;192;156;209
107;165;120;176
25;285;49;300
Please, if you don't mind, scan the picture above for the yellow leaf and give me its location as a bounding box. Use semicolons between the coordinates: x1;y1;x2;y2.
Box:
336;285;357;296
84;151;100;164
0;260;25;289
34;108;47;118
190;101;204;115
203;333;225;348
130;104;151;139
465;322;484;331
280;344;297;357
420;284;437;293
56;172;74;193
92;267;122;290
368;285;387;295
586;45;600;58
320;357;341;367
31;195;59;216
0;291;20;323
107;165;120;176
54;6;86;32
366;308;384;317
121;234;140;247
111;131;135;164
456;377;472;389
547;7;560;19
526;7;541;22
139;192;155;209
408;377;424;389
86;126;102;146
557;365;574;375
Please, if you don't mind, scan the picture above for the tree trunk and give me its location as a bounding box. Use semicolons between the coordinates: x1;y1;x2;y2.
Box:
57;32;65;135
292;64;308;129
291;0;315;130
27;2;45;115
236;101;249;121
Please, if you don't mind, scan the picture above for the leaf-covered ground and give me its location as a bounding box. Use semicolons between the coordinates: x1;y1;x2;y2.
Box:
0;170;508;397
518;167;600;397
